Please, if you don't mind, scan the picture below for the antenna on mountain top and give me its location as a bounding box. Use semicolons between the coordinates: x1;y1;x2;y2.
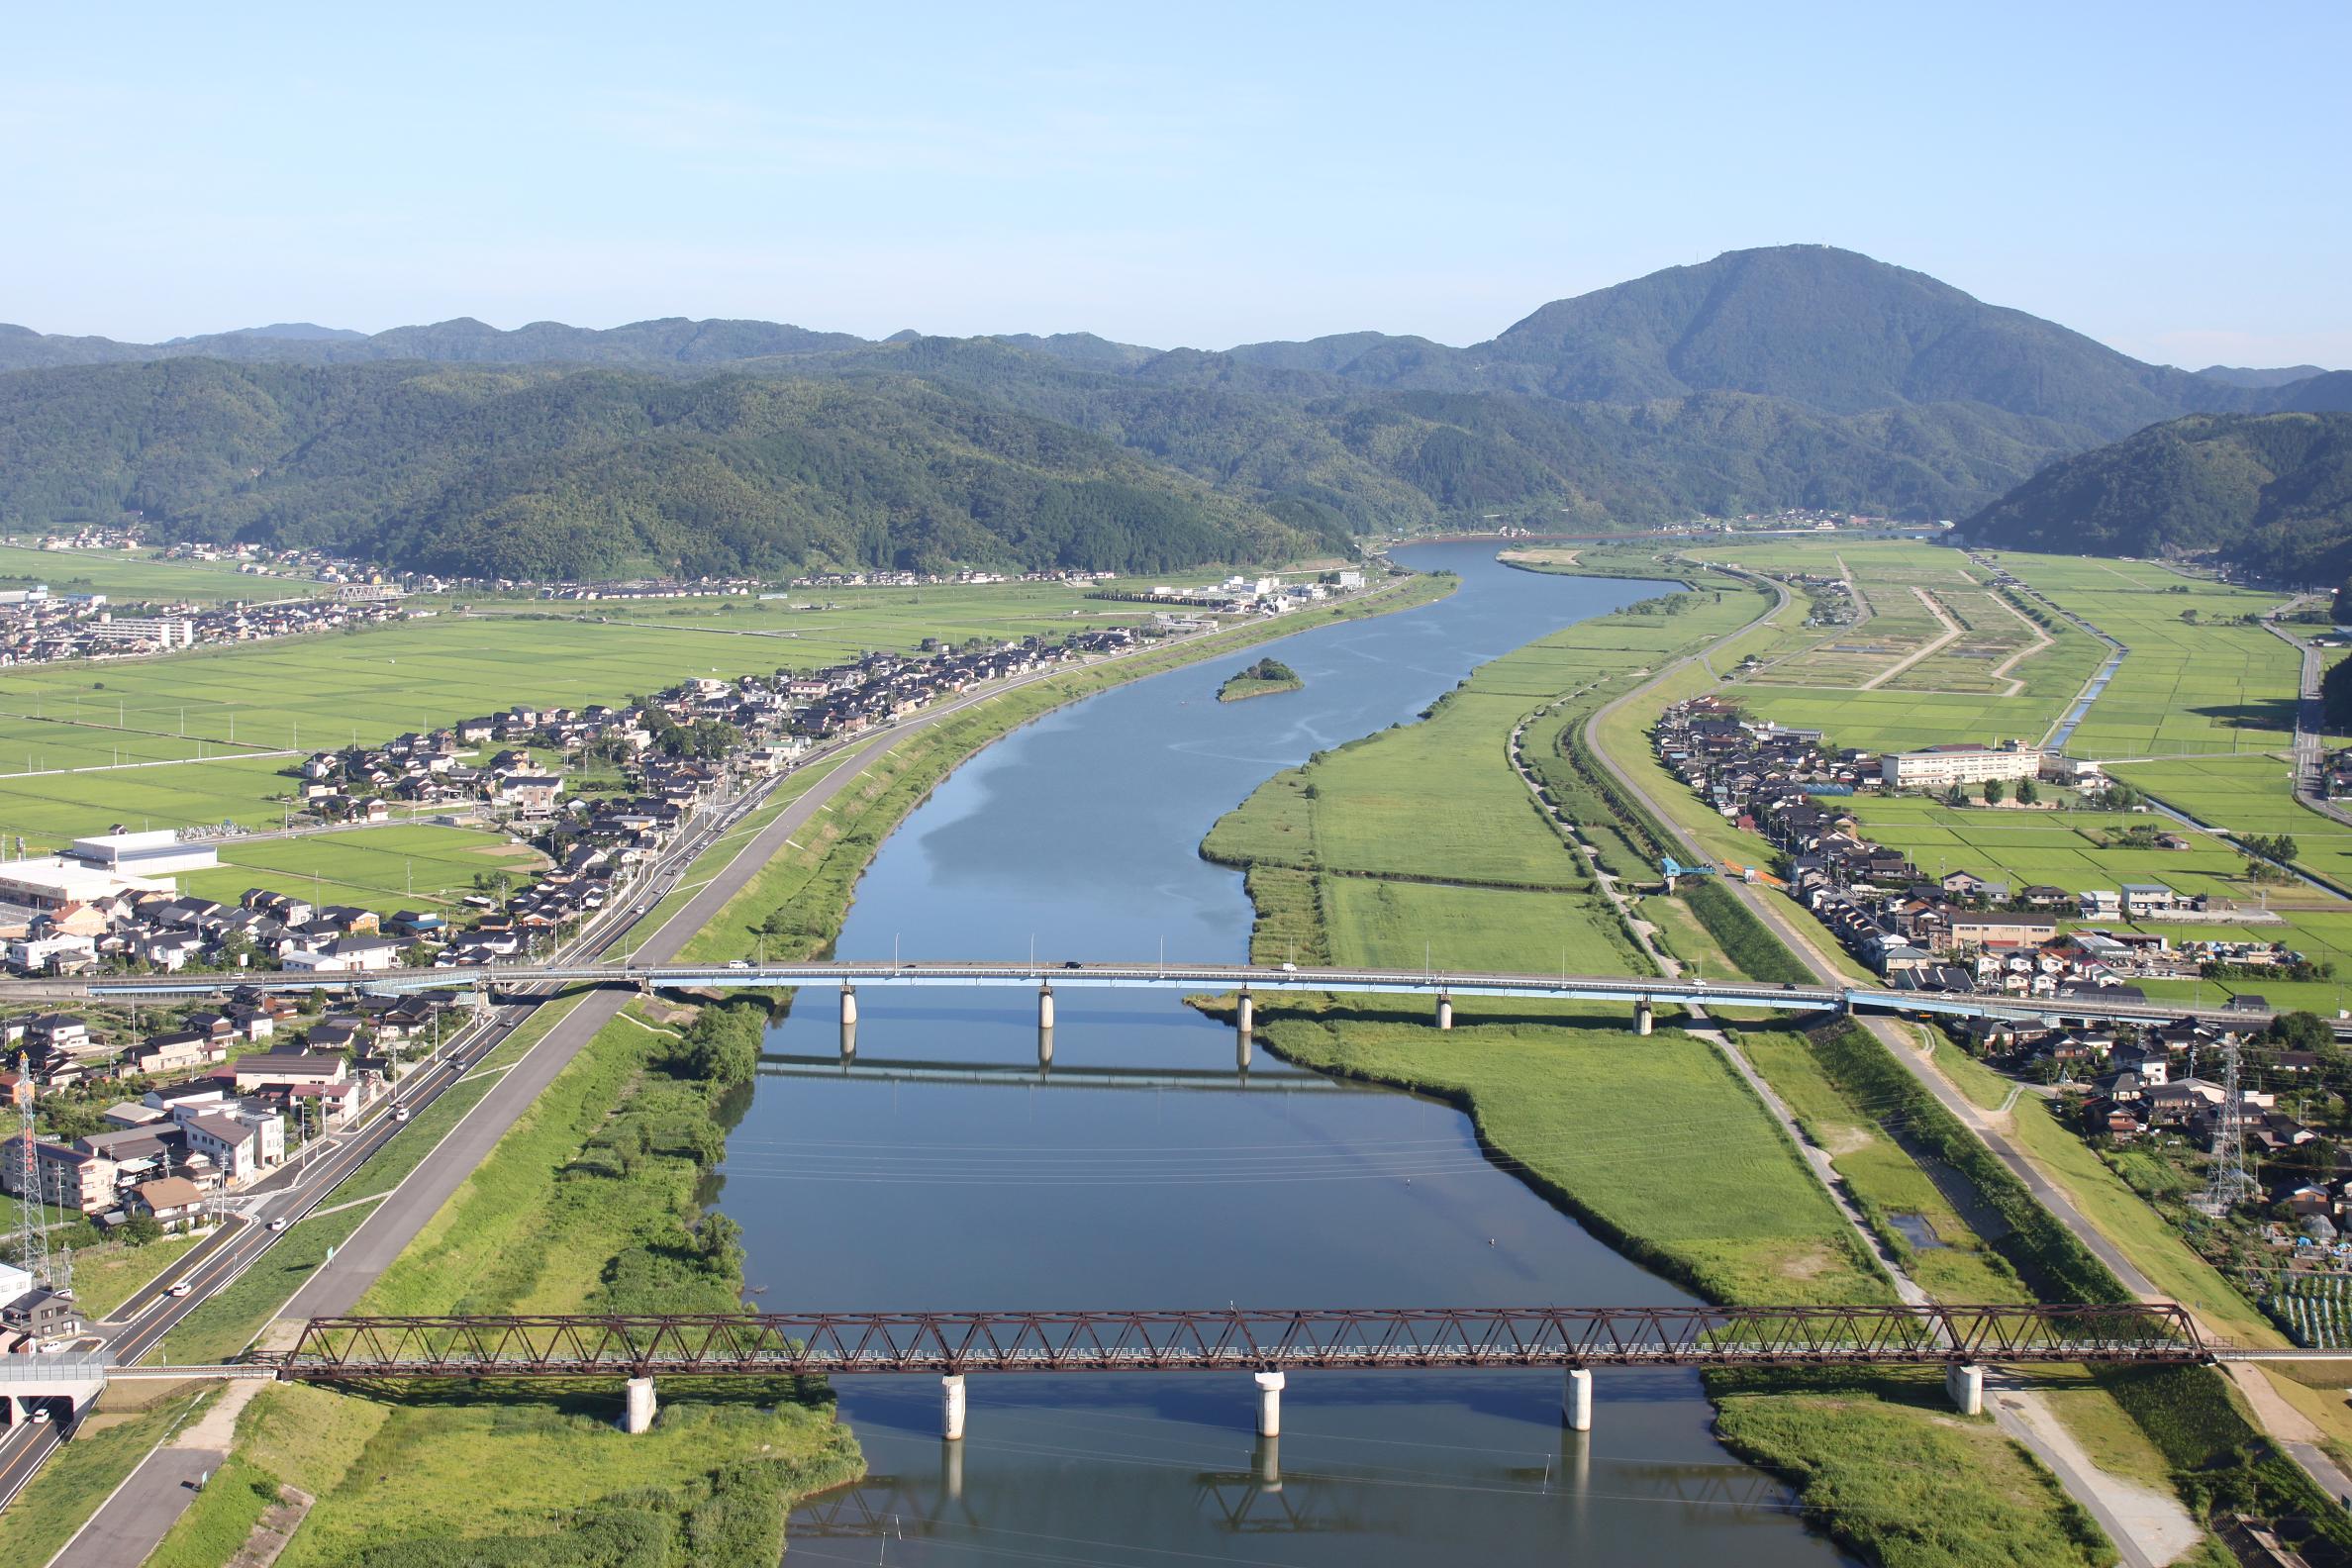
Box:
2195;1034;2258;1217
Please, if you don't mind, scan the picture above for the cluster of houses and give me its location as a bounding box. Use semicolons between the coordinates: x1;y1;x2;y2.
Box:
2;989;463;1202
1770;571;1860;629
1;625;1169;992
1126;572;1362;616
785;567;1120;590
0;583;411;665
1653;697;2284;994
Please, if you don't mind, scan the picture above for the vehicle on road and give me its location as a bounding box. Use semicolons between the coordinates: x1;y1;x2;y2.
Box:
393;1107;411;1123
1280;961;1299;972
728;959;751;969
166;1278;194;1297
267;1218;288;1231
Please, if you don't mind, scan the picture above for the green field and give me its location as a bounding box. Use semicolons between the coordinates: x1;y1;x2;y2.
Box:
0;580;1205;846
176;823;547;917
1994;551;2303;757
0;543;321;604
1841;795;2257;900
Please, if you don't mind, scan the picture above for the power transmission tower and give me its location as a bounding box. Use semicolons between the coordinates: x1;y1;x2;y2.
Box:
2196;1034;2258;1217
12;1050;56;1290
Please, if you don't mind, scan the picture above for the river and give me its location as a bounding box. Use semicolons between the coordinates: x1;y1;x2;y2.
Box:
723;542;1855;1566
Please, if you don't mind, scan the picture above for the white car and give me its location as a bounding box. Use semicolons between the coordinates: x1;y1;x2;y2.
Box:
267;1218;289;1232
1280;962;1299;973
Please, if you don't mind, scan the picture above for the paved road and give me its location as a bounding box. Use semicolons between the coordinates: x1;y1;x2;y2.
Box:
2261;606;2352;828
47;1443;224;1568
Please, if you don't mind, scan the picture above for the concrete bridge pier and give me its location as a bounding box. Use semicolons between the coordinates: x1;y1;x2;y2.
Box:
942;1374;968;1441
1436;994;1454;1030
1235;991;1253;1070
1944;1363;1984;1417
1253;1434;1282;1492
1563;1367;1593;1431
1254;1370;1285;1437
1038;985;1054;1067
1635;1000;1653;1037
839;985;857;1057
624;1376;657;1434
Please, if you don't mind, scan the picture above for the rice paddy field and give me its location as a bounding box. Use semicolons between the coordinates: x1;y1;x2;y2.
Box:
0;543;321;603
1684;539;2106;752
1988;551;2303;757
175;824;548;918
0;582;1177;846
1840;796;2258;901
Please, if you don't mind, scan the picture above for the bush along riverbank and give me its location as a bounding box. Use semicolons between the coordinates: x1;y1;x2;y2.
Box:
147;1000;862;1568
1186;568;2322;1566
1217;655;1303;702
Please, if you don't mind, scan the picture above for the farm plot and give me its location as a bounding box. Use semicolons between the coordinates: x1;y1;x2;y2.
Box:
2110;755;2352;890
178;825;547;917
1994;552;2301;755
1840;796;2256;900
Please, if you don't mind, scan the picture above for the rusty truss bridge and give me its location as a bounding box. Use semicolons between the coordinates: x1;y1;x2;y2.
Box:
278;1303;2208;1379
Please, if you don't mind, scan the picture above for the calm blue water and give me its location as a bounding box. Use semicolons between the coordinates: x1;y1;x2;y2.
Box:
722;544;1853;1566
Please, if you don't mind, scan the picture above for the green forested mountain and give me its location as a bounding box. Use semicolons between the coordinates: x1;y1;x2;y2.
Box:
1963;413;2352;581
3;246;2342;571
0;360;1331;578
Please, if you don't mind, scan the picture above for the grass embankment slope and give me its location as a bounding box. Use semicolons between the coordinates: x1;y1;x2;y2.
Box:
129;572;1456;1566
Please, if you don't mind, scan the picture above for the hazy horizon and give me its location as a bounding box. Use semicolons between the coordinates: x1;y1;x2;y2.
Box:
6;1;2348;365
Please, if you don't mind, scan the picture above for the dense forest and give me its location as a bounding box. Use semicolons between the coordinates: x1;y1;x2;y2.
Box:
0;362;1334;578
3;245;2346;577
1963;413;2352;581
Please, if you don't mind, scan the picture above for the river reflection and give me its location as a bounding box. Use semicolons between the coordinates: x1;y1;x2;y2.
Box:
722;544;1854;1564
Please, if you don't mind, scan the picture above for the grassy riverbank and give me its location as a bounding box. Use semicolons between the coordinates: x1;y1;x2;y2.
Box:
151;1001;860;1567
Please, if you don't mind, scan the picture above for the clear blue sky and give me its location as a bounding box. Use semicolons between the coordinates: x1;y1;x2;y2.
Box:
7;1;2347;365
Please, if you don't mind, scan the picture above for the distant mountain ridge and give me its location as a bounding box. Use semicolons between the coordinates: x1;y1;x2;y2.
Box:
4;246;2346;573
10;247;2337;428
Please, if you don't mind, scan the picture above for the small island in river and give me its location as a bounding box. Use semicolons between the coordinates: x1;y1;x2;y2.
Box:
1218;656;1304;702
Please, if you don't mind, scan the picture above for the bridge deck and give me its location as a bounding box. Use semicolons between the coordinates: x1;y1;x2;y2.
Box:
8;957;2292;1032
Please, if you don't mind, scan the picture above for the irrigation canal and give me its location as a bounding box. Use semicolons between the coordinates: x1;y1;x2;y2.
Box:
723;543;1859;1566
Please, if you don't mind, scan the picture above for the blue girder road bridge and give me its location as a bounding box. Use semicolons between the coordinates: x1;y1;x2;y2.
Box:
8;958;2290;1034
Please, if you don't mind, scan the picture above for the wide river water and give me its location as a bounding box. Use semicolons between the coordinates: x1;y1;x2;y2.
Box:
724;543;1855;1565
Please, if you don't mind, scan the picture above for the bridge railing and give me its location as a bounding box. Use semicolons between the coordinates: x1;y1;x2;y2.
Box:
276;1304;2206;1378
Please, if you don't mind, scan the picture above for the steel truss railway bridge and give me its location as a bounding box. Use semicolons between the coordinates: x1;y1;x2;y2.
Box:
14;1303;2333;1439
253;1302;2300;1438
6;957;2292;1038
